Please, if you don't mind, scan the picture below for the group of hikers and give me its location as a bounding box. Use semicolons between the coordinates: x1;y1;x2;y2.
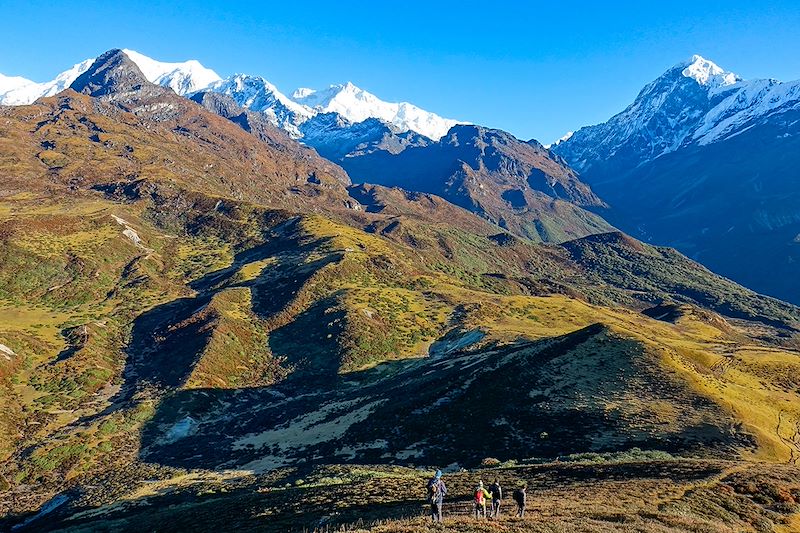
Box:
426;470;527;523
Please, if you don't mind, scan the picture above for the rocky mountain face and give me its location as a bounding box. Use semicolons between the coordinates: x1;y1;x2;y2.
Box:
332;124;611;242
188;90;313;150
299;113;433;159
0;49;352;209
70;49;167;99
202;74;314;137
554;55;800;303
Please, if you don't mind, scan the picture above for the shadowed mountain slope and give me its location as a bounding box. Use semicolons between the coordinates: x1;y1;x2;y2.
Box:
554;56;800;304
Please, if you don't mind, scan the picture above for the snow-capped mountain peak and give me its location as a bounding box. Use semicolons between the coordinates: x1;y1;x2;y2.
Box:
0;50;219;105
213;74;312;117
121;49;221;95
554;54;800;171
204;74;314;137
289;81;460;140
680;54;740;88
0;58;94;105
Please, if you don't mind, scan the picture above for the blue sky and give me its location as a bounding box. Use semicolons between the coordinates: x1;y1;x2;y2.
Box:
2;0;799;143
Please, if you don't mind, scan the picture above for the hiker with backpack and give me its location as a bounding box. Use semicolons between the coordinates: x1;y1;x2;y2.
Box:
473;480;491;519
426;469;447;523
512;483;527;517
489;478;503;518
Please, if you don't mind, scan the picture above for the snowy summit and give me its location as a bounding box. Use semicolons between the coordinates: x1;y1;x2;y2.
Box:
554;53;800;169
681;54;740;88
205;74;313;136
289;82;460;141
0;58;94;105
121;49;221;95
0;50;220;104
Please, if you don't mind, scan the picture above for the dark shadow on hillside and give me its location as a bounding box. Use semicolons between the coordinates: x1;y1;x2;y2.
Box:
75;221;338;426
50;326;89;365
267;296;347;386
249;254;341;319
11;481;428;532
133;323;755;474
560;231;800;331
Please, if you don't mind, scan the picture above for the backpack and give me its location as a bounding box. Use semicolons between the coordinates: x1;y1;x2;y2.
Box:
428;480;440;503
474;488;484;504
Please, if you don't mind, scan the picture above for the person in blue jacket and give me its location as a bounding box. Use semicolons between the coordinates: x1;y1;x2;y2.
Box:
426;469;447;523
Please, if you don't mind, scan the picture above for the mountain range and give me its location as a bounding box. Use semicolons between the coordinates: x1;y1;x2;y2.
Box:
0;49;459;141
0;48;799;531
21;47;601;244
554;55;800;303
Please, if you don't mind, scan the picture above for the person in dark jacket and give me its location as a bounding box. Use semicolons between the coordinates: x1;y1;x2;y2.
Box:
489;478;503;518
512;484;527;517
426;470;447;522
